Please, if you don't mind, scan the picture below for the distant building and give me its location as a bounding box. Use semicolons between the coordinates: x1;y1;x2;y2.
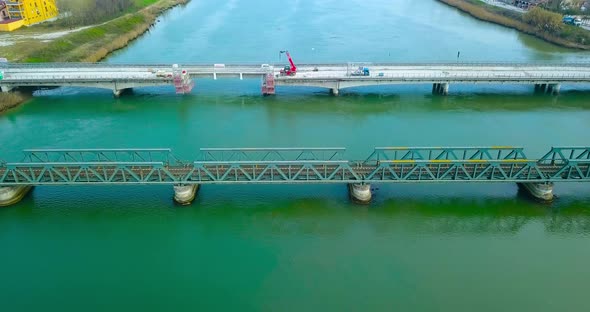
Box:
0;0;59;32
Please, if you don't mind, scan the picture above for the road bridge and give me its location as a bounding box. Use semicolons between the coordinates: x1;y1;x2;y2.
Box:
1;146;589;206
1;62;590;96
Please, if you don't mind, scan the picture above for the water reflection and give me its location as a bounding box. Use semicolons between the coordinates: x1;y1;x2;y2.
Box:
2;185;590;236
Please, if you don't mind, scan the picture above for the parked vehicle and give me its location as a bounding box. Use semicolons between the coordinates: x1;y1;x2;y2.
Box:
563;16;582;26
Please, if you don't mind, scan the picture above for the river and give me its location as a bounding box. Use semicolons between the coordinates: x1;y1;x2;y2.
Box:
1;0;590;310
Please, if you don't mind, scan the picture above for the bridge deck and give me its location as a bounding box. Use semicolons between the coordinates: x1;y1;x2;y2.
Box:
2;63;590;94
1;147;589;185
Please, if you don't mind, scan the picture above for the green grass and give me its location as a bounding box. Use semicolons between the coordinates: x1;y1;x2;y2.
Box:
24;13;146;62
134;0;159;7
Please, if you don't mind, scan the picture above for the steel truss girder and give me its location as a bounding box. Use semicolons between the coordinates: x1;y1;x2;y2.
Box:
364;146;527;163
198;147;346;161
1;146;589;185
539;147;590;165
21;148;180;165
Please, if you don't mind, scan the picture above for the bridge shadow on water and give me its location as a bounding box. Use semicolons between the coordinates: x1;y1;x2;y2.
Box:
20;83;590;116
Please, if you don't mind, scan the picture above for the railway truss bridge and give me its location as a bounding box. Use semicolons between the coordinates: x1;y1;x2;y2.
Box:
1;146;589;206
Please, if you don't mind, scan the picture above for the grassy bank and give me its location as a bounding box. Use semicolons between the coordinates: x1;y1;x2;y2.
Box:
437;0;590;50
30;0;188;62
1;0;189;62
0;0;187;114
0;92;30;114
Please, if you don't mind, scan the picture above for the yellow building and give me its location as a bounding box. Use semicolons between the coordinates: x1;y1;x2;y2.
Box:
0;0;59;31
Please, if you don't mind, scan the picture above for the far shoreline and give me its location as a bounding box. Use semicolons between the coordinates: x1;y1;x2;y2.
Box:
437;0;590;51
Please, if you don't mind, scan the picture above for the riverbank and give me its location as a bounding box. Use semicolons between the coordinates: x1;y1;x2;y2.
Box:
0;0;189;62
437;0;590;50
0;92;30;114
35;0;189;62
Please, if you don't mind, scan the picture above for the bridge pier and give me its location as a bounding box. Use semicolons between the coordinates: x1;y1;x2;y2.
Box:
113;88;131;97
535;84;548;93
549;83;561;95
441;83;449;95
517;182;554;201
0;85;13;93
331;88;340;96
0;186;33;206
173;184;199;205
432;83;449;95
348;183;372;203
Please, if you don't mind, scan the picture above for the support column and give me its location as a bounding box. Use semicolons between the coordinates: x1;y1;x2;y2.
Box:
539;84;547;93
173;184;199;205
348;183;372;203
441;83;449;95
331;88;339;96
113;88;131;98
432;83;438;94
550;83;560;95
517;182;554;201
0;85;13;93
0;186;33;207
261;73;275;95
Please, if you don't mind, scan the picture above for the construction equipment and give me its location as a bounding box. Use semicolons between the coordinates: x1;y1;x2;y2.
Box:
351;66;370;76
279;50;297;76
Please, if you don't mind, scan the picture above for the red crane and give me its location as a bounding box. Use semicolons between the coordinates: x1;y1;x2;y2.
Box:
279;50;297;76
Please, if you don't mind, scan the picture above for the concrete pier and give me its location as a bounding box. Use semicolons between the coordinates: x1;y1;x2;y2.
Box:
113;88;131;97
0;186;33;206
517;182;554;201
348;183;372;203
0;85;13;92
432;83;449;95
331;88;339;96
441;83;449;95
549;83;561;95
173;184;199;205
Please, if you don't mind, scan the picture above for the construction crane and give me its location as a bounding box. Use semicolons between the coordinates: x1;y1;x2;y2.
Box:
279;50;297;76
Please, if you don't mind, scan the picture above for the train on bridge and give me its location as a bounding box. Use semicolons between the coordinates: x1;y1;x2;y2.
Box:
1;146;589;206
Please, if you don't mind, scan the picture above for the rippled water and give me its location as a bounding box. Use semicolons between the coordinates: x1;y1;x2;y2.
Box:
1;0;590;310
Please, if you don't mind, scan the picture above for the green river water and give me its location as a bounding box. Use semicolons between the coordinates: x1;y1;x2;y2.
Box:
2;0;590;310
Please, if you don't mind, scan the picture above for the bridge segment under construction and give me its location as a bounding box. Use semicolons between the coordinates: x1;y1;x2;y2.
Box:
1;62;590;96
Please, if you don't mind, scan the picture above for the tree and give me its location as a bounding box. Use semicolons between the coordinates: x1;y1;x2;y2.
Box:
523;7;563;34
